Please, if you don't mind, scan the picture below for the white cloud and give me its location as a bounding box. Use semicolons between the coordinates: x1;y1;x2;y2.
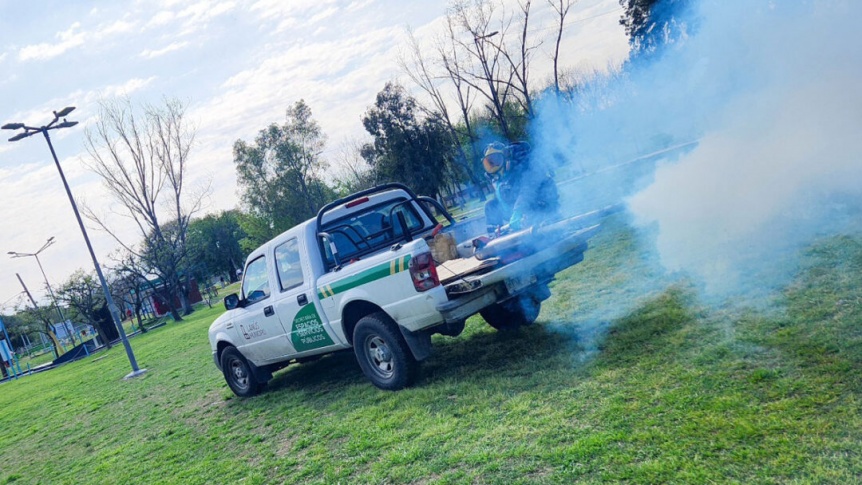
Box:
146;10;176;28
309;6;339;24
101;76;158;97
17;16;139;62
250;0;336;33
175;0;237;35
19;22;88;61
140;41;189;59
249;0;326;20
346;0;375;13
100;19;137;36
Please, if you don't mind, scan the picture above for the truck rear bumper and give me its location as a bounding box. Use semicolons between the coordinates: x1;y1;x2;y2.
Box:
436;286;498;323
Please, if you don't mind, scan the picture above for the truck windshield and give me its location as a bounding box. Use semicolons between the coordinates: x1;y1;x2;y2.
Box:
321;197;424;267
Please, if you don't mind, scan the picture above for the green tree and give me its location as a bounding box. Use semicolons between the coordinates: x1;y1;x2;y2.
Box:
234;100;334;242
56;270;113;349
619;0;690;55
187;210;247;283
109;266;149;335
5;305;60;358
361;82;453;199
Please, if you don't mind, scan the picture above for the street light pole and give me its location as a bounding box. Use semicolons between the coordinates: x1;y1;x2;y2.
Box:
16;272;60;359
9;237;77;347
2;107;146;378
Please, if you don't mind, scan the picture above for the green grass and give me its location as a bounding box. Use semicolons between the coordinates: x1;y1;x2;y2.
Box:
15;349;55;369
1;219;861;483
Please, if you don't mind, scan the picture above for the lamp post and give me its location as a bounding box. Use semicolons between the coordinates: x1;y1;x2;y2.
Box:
9;237;77;347
2;107;146;378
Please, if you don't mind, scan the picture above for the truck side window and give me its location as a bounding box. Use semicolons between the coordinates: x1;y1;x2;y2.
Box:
275;238;304;291
389;205;422;237
242;256;270;304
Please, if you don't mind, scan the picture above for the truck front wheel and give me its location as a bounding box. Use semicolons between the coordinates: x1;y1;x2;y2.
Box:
480;297;541;331
353;312;418;390
221;346;265;397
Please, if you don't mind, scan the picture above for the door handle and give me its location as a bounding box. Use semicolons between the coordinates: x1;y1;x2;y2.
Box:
263;306;274;317
297;293;308;306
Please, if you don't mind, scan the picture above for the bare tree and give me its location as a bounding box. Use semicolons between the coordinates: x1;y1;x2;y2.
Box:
331;137;376;195
437;22;483;165
549;0;576;95
441;0;542;139
400;29;486;200
83;97;207;321
446;0;517;138
493;0;540;118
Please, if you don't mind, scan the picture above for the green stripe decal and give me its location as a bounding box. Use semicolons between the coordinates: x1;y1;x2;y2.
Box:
318;254;412;298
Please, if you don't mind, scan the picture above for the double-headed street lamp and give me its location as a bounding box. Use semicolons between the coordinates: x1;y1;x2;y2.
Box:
9;237;77;347
2;107;145;378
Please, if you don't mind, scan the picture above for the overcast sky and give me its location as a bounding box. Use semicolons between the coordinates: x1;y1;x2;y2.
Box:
0;0;628;311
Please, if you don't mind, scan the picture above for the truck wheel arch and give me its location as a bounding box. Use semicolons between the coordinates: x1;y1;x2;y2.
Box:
216;340;233;368
341;299;432;362
341;300;385;346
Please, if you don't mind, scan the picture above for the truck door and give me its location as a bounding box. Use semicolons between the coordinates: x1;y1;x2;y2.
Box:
232;254;290;363
272;237;344;355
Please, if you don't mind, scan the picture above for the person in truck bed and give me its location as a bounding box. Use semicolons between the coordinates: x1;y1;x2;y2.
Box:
482;141;560;234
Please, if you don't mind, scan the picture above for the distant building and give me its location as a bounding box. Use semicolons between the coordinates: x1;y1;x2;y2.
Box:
50;321;93;340
136;277;203;317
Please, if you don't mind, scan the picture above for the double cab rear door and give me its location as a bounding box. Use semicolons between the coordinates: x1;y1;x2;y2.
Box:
230;227;344;365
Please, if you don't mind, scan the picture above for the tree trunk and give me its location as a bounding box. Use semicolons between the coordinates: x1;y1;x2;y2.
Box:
95;321;113;349
180;274;194;315
162;276;185;321
136;308;146;333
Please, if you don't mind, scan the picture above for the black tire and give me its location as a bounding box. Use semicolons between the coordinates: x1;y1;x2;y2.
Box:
480;297;541;331
353;312;418;390
221;346;265;397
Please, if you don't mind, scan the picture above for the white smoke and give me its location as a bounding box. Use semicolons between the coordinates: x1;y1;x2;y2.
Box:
533;0;862;298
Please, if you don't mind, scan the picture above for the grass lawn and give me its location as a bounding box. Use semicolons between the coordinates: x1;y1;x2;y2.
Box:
1;218;861;483
15;350;55;370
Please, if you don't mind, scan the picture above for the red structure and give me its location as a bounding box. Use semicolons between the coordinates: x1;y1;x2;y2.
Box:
148;279;203;316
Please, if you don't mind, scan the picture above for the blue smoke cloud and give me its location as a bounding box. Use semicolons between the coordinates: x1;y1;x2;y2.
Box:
531;0;862;298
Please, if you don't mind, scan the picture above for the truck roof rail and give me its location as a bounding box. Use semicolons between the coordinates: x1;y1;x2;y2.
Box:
316;183;446;270
316;183;417;225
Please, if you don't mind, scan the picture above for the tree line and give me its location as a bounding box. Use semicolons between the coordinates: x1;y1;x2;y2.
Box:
1;0;687;356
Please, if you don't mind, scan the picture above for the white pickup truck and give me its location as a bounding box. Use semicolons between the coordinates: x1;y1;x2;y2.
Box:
208;184;600;396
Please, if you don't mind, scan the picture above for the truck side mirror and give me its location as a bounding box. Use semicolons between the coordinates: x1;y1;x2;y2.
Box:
224;293;240;310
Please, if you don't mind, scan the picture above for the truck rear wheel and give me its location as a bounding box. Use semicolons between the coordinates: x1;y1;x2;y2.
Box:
221;346;265;397
480;297;541;331
353;312;418;390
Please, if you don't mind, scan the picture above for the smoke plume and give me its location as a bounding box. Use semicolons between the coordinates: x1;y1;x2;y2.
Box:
533;0;862;299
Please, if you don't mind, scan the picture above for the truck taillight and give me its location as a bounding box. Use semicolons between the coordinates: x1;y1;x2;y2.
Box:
409;252;440;292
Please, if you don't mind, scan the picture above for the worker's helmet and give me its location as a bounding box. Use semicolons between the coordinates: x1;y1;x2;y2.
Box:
482;142;508;175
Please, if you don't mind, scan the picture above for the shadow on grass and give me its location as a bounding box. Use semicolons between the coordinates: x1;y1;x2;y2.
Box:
252;287;696;400
594;286;695;368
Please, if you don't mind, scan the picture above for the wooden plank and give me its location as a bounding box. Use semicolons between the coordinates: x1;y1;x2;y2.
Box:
437;257;498;283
